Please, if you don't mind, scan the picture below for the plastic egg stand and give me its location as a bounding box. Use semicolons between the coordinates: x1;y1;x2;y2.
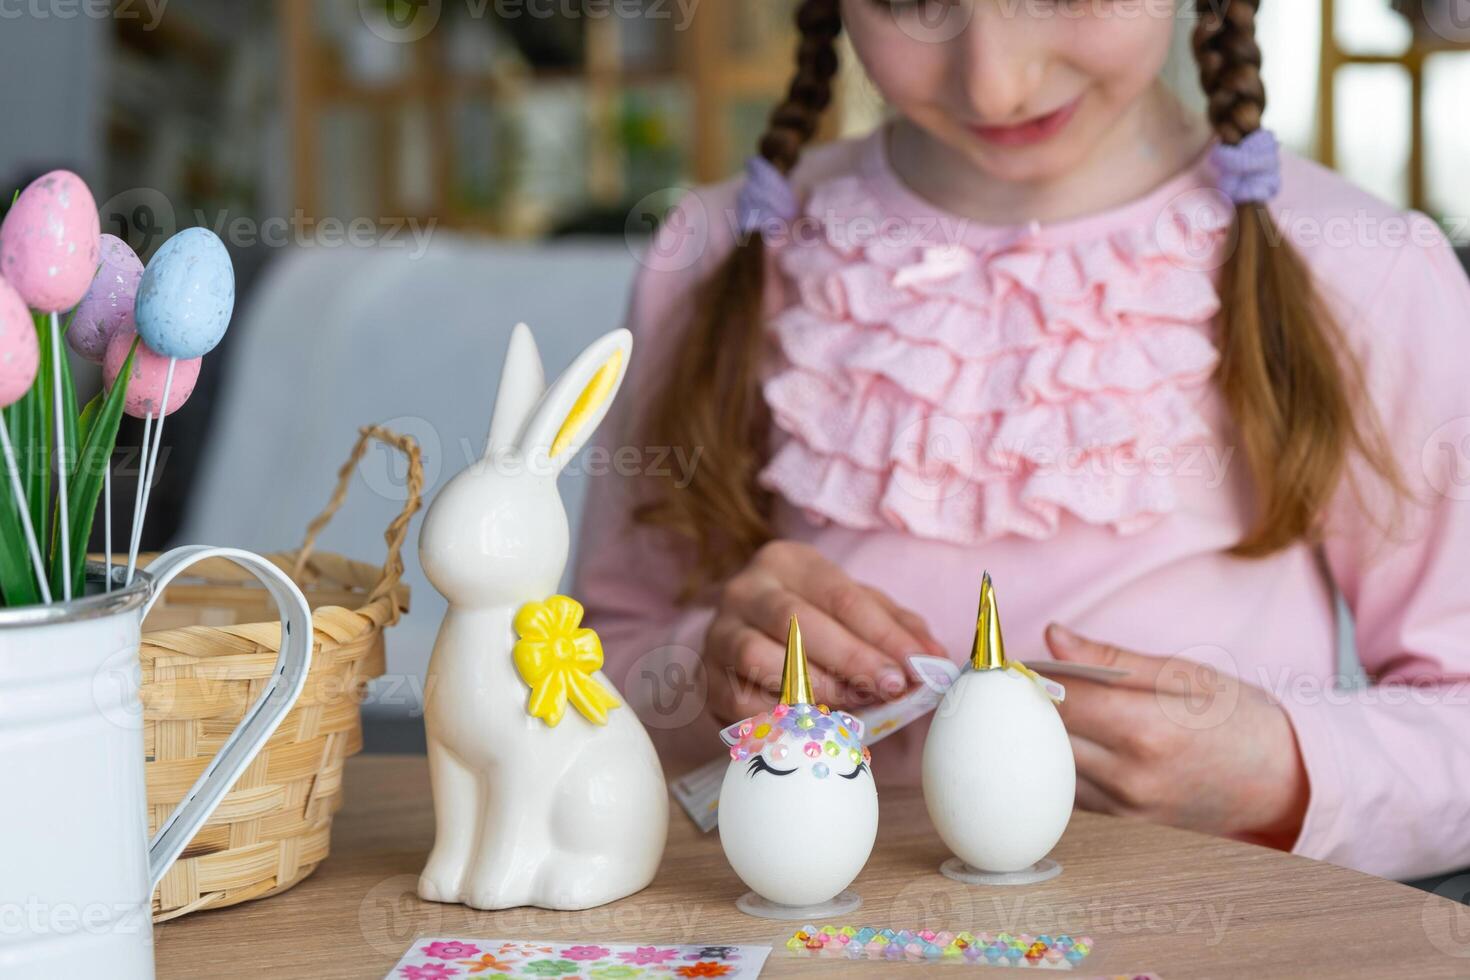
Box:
922;573;1075;887
717;617;878;920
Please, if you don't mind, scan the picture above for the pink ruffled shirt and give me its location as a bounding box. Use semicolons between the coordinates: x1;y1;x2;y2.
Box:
573;128;1470;880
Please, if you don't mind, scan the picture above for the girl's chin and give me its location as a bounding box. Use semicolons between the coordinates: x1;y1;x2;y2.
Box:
948;132;1091;185
899;112;1102;188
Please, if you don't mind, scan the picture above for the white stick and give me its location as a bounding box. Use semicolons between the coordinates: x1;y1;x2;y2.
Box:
50;312;71;602
127;358;175;586
125;411;153;586
104;460;112;593
0;422;53;604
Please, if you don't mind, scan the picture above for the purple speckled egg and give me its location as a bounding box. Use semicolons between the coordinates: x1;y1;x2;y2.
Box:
69;234;144;362
0;170;101;314
103;330;201;419
0;276;40;407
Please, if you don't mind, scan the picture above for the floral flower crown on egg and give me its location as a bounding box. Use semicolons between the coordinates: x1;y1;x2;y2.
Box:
716;616;872;770
719;702;871;767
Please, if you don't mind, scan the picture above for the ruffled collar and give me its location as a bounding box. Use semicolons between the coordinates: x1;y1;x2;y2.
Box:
757;129;1232;544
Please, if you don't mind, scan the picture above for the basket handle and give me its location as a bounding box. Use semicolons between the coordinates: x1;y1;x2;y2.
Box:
292;425;424;609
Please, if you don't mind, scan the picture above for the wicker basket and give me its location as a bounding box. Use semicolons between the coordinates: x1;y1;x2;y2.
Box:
137;426;423;922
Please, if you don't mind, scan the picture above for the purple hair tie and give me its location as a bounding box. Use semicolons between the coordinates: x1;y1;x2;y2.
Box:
1212;128;1281;205
737;155;799;236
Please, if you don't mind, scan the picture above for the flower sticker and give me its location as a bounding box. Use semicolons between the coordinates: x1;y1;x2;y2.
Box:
675;963;733;978
561;945;612;961
513;595;621;727
617;947;680;966
589;966;645;979
399;965;460;980
522;960;581;977
423;941;481;960
499;943;552;956
456;953;517;973
684;947;740;961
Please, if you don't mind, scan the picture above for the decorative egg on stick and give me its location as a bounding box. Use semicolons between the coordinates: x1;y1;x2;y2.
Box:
717;615;878;920
0;170;101;313
103;329;202;589
0;170;102;602
0;274;49;603
70;234;145;363
75;234;145;591
126;227;235;585
923;572;1075;885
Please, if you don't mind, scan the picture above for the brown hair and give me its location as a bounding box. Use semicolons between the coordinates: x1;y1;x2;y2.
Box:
636;0;1400;595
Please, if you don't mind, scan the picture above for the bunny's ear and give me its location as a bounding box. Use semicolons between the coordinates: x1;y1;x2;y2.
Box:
517;328;632;473
485;322;547;459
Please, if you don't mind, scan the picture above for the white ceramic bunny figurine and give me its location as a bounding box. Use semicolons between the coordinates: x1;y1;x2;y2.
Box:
417;323;668;911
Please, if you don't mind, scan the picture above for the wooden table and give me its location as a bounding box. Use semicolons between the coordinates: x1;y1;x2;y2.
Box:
154;756;1470;979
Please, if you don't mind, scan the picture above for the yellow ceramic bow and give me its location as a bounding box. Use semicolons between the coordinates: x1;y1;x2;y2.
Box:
512;595;620;727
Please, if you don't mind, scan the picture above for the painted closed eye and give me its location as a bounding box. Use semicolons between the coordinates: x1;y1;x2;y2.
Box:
747;756;797;779
840;762;870;780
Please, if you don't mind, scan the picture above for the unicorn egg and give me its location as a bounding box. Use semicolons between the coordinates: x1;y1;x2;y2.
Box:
70;234;144;362
717;616;877;909
134;227;235;359
0;170;101;314
0;276;39;407
922;574;1075;874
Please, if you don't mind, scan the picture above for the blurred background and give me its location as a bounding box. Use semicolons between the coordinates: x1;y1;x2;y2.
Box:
1;0;1467;750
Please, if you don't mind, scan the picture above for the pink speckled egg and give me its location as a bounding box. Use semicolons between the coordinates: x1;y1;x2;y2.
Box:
103;330;201;418
0;170;101;314
69;234;143;362
0;276;40;407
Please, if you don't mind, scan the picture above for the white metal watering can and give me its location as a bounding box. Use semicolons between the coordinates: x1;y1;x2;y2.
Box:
0;547;313;979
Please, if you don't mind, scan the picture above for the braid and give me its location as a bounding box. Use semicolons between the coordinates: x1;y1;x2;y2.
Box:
1190;0;1403;555
634;1;845;596
1193;0;1266;145
761;0;843;172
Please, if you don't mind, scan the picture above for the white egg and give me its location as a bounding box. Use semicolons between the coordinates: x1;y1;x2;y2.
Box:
716;618;878;908
922;572;1076;874
923;666;1075;872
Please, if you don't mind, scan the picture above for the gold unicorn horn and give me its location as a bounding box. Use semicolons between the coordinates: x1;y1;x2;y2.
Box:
779;614;815;706
969;571;1008;671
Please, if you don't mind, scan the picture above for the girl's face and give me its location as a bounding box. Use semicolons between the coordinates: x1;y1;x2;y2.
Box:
843;0;1178;184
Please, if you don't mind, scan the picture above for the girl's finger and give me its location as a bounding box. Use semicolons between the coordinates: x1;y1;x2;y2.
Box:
775;548;934;668
1068;733;1132;802
861;584;947;659
746;588;910;700
1054;680;1156;752
1074;775;1125;815
1046;624;1196;695
709;618;847;709
706;667;773;727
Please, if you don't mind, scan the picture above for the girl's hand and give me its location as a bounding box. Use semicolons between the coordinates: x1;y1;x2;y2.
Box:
1044;625;1310;849
704;541;945;725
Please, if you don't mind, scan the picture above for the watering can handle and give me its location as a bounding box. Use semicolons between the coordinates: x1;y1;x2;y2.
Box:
142;546;314;890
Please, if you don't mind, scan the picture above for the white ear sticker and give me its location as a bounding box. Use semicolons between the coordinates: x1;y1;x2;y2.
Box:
719;722;744;747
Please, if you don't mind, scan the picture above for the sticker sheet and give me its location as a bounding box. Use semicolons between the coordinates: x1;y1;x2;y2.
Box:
785;925;1092;968
387;938;771;979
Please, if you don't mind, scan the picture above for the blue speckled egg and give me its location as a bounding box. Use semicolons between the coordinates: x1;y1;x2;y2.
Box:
134;228;235;359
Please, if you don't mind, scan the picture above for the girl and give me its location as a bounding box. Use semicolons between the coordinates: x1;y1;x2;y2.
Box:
574;0;1470;880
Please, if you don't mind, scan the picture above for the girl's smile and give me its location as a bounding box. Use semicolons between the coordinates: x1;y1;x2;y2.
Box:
967;95;1084;147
